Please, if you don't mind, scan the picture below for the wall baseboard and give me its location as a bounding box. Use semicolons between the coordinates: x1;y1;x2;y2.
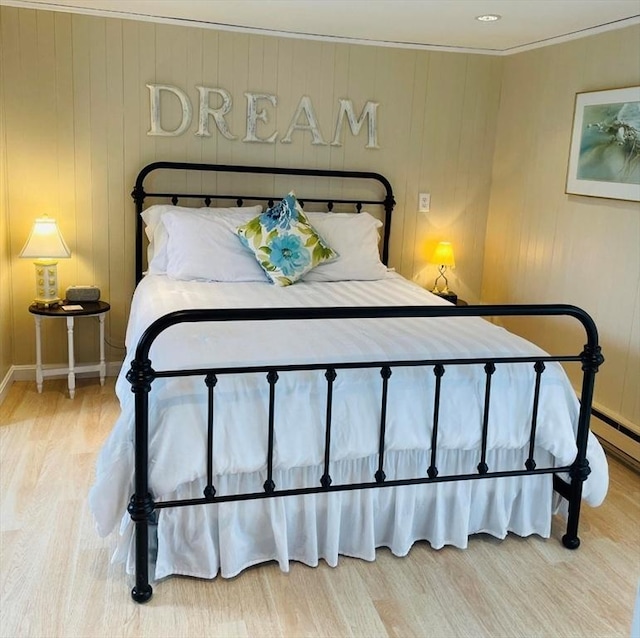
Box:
0;366;15;406
0;361;123;405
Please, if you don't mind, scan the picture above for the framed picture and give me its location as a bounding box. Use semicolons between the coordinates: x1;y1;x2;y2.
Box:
566;86;640;202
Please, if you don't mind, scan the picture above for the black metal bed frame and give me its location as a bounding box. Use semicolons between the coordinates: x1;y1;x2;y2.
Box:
126;161;603;603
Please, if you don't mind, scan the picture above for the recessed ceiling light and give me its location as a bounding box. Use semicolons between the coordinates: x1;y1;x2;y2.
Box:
476;14;502;22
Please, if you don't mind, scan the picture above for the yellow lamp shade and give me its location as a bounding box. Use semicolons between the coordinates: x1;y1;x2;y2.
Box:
431;241;455;267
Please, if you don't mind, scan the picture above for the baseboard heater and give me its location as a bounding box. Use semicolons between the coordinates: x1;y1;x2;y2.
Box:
592;407;640;444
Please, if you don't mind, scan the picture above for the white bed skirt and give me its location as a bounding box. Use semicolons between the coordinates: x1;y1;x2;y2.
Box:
112;446;559;581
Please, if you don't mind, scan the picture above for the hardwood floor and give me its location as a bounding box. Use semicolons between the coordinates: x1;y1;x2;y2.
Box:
1;379;639;638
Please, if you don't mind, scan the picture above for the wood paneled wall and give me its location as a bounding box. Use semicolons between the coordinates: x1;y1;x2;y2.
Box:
1;7;638;436
0;16;11;384
0;6;502;368
483;25;640;431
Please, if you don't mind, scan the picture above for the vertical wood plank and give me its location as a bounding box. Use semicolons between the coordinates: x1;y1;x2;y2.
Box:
121;19;141;320
201;26;219;193
53;11;76;304
104;19;125;360
401;50;430;282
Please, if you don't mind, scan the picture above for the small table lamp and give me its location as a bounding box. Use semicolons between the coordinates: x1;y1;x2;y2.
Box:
19;215;71;307
431;241;456;295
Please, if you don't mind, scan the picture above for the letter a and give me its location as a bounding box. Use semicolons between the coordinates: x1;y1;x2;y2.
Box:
282;96;327;145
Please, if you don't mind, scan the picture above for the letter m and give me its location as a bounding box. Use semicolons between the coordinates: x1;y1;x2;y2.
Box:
331;99;379;149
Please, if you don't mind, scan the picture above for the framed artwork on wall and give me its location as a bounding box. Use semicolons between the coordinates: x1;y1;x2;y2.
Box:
566;85;640;202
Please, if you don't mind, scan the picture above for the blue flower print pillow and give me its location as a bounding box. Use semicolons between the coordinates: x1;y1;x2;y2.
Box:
236;192;338;286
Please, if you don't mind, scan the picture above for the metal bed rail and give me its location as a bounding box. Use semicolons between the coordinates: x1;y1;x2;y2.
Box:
126;303;603;603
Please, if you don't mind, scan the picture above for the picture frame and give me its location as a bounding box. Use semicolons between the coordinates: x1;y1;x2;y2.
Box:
566;86;640;202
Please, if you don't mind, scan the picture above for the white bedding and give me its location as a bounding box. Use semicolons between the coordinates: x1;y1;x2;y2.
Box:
90;273;608;579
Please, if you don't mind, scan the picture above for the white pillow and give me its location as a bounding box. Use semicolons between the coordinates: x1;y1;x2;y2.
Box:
302;212;389;281
141;204;263;274
164;211;268;282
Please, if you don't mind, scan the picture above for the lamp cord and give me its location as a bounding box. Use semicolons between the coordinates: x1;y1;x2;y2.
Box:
86;316;126;351
104;337;126;352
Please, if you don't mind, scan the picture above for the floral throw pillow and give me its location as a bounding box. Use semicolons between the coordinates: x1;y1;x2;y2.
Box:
236;192;338;286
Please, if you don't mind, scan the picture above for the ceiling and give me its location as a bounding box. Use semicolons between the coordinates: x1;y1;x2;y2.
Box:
4;0;640;54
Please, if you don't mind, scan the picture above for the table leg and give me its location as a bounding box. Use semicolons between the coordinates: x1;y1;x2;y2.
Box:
34;315;43;393
66;316;75;399
99;313;106;386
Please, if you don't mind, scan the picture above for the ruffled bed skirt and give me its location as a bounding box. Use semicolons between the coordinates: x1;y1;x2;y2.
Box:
112;447;558;581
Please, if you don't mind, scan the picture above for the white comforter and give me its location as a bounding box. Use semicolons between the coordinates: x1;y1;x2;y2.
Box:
90;274;608;538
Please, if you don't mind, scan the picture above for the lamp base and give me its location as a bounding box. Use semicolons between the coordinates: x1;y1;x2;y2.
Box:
33;260;62;307
32;298;63;308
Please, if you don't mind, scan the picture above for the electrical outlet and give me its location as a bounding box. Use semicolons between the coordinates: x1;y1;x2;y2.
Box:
418;192;430;213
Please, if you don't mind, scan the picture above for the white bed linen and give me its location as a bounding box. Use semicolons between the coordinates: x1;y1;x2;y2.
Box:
90;274;608;580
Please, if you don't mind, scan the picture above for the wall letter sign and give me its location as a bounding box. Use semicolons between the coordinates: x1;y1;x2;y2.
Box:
281;96;327;145
243;92;278;143
147;84;379;149
147;84;192;136
332;99;379;149
195;86;236;140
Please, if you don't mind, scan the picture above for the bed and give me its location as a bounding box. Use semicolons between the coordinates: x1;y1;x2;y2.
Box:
89;161;608;603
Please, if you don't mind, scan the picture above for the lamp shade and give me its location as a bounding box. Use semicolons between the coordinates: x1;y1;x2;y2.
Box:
19;216;71;259
431;241;455;267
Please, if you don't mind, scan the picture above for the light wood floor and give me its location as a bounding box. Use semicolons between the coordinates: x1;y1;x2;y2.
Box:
1;378;638;638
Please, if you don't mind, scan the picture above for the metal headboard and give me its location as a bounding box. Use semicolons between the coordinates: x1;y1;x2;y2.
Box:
131;161;396;285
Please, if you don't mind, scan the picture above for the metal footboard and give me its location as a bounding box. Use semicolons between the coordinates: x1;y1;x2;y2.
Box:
125;303;603;603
